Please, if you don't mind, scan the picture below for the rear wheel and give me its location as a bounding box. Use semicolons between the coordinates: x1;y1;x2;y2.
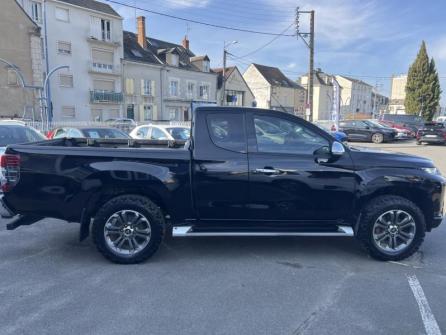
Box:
92;195;164;264
371;133;384;144
356;195;425;261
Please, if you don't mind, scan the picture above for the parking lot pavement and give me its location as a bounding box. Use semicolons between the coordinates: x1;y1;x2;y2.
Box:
1;140;445;335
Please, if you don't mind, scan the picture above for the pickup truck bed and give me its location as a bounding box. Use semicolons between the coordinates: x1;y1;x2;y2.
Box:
1;107;444;264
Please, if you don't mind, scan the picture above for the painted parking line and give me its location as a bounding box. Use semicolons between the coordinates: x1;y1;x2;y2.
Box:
407;274;442;335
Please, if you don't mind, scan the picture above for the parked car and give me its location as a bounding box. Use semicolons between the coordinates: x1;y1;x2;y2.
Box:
416;122;446;145
48;127;130;139
0;121;46;189
378;120;415;139
130;125;190;141
1;107;444;264
313;120;348;143
104;118;137;134
435;116;446;123
339;119;397;143
380;114;424;133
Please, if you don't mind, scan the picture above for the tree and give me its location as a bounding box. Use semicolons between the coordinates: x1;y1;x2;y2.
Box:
405;41;442;120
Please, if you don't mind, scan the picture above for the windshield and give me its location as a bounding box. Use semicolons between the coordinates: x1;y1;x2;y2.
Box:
81;128;130;139
165;127;190;140
0;125;45;146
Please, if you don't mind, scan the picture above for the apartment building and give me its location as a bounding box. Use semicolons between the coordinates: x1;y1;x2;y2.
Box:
212;66;255;107
335;75;373;116
122;16;217;122
300;70;334;121
19;0;124;121
243;63;306;115
0;0;43;119
389;74;407;114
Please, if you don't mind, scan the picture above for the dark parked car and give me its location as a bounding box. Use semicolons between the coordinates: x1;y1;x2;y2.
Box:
339;119;397;143
416;122;446;145
48;126;130;139
1;107;444;264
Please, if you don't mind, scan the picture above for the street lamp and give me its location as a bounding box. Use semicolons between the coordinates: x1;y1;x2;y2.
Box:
222;40;238;105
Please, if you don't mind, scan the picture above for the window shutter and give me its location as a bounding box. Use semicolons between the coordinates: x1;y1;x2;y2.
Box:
139;104;144;121
90;16;101;39
152;105;157;120
151;80;155;96
141;79;145;95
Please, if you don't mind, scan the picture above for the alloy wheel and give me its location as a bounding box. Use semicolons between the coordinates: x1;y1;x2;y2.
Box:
372;209;416;255
103;210;152;257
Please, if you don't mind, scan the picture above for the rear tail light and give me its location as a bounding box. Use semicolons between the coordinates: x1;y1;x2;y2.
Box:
0;154;20;192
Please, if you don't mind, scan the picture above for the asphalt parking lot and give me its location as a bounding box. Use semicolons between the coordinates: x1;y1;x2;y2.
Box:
1;140;445;335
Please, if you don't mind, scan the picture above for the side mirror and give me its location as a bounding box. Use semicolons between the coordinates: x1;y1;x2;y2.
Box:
331;141;345;156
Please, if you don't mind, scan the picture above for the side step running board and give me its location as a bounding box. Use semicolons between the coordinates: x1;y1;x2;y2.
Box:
172;225;354;237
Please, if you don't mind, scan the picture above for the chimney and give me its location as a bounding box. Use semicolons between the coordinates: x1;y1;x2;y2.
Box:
137;16;147;49
182;35;190;50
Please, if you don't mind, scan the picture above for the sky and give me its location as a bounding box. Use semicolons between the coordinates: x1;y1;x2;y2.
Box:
106;0;446;106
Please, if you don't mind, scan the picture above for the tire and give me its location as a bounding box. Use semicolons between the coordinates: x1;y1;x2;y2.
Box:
92;195;164;264
371;133;384;144
356;195;425;261
416;141;421;145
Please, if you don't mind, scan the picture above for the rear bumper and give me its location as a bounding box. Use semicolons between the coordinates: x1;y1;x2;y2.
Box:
0;195;15;218
419;136;446;144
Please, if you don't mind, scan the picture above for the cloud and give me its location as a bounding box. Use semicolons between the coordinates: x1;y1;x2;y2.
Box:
286;62;297;69
165;0;210;8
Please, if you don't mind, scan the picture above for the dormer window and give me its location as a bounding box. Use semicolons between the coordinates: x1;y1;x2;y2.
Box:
203;60;210;72
167;53;179;67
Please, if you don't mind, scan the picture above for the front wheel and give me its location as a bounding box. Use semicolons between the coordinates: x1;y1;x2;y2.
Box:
371;133;384;144
92;195;165;264
356;195;425;261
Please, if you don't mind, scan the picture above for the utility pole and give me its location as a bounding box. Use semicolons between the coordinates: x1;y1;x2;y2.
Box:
296;8;315;122
221;41;237;106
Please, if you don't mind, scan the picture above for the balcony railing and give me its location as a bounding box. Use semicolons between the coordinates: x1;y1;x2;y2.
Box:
90;62;120;75
89;90;123;104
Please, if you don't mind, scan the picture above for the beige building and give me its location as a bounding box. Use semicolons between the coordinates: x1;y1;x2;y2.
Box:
300;70;334;121
335;75;373;116
0;0;43;119
389;74;407;114
212;66;255;107
243;63;306;115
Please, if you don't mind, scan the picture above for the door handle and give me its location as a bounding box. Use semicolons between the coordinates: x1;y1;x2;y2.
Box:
253;168;281;175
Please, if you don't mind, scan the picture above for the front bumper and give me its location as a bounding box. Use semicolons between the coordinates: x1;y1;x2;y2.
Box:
0;195;15;218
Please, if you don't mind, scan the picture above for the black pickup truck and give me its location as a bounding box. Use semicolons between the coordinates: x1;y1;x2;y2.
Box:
1;107;444;263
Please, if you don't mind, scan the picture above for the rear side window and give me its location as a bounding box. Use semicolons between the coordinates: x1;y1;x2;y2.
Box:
0;125;45;146
206;113;246;152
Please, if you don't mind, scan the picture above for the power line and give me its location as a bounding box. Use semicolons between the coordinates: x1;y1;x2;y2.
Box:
230;22;296;60
105;0;297;36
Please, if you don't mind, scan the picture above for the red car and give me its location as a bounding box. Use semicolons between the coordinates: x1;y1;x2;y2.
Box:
378;120;415;139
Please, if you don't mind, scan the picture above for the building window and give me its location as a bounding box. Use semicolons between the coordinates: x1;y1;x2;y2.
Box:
168;53;179;67
31;1;42;23
168;107;181;120
91;49;114;73
101;19;111;41
59;74;73;87
7;70;18;86
203;61;210;72
199;83;210;100
55;7;69;22
125;78;135;95
169;79;179;97
226;90;244;106
187;81;195;99
93;79;114;92
141;79;154;96
143;105;152;121
57;41;72;55
62;106;76;119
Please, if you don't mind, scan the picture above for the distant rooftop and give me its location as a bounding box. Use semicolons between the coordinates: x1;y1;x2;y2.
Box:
57;0;120;17
252;63;303;89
